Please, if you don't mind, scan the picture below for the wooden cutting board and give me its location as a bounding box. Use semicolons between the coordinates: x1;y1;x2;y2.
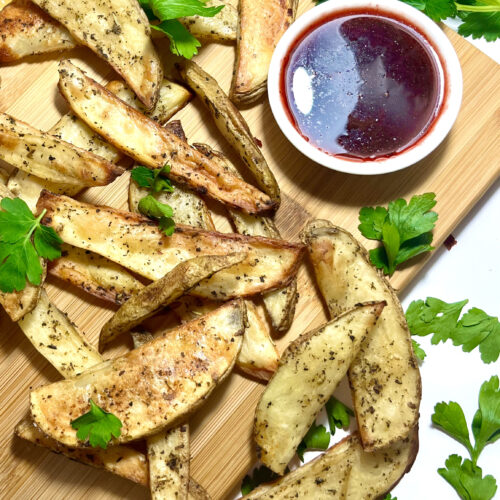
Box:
0;0;499;497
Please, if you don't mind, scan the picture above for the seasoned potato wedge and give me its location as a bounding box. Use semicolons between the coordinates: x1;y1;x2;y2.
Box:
255;302;385;474
58;60;276;215
15;417;149;486
129;177;216;231
32;0;162;108
179;62;280;205
49;244;145;305
179;0;237;41
31;300;245;446
0;112;123;187
301;220;421;451
147;425;190;500
100;253;247;349
175;297;279;381
38;192;304;299
193;143;296;332
18;290;102;377
243;430;418;499
0;183;44;321
230;0;297;105
0;0;75;63
8;78;191;211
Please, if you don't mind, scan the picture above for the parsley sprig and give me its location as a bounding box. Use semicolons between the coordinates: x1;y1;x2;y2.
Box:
0;197;62;293
406;297;500;363
131;165;176;236
358;193;438;276
139;0;224;59
432;376;499;499
71;399;122;449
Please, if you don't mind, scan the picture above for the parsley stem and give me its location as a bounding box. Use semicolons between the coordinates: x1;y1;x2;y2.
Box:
455;2;500;11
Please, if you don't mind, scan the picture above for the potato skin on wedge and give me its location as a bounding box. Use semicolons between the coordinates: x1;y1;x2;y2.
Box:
301;220;421;451
38;192;304;300
30;300;246;446
255;302;385;475
243;429;418;499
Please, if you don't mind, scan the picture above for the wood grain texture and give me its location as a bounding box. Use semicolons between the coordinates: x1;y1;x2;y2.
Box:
0;0;499;497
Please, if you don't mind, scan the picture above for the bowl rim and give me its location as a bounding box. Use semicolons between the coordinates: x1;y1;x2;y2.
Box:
267;0;463;176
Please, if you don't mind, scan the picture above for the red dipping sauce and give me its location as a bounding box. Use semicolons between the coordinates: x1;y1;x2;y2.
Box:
281;12;444;160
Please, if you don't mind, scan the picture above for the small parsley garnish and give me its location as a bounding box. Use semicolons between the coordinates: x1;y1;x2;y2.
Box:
71;399;122;449
0;197;62;293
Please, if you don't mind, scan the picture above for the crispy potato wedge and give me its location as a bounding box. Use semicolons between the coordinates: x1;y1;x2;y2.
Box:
38;192;304;299
148;425;190;500
243;430;418;499
100;253;247;350
0;112;123;187
230;0;297;105
32;0;162;108
31;300;245;446
49;244;145;305
175;297;279;381
301;220;421;451
18;289;102;377
255;302;385;474
58;60;275;215
193;143;296;332
179;61;280;205
0;183;44;321
131;331;191;500
179;0;237;41
15;417;149;486
0;0;75;63
8;78;191;211
129;178;216;231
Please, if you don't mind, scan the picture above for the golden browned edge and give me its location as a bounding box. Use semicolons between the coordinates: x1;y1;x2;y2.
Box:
300;220;422;451
98;252;247;350
0;0;75;62
179;60;280;206
58;60;277;215
230;0;298;105
0;112;124;186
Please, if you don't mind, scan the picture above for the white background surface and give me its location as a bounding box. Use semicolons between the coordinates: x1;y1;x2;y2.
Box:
234;22;499;500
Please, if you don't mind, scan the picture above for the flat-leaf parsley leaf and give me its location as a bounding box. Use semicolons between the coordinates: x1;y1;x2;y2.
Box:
71;399;122;449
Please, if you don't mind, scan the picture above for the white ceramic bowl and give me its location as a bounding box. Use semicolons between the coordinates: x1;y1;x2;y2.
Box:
267;0;463;175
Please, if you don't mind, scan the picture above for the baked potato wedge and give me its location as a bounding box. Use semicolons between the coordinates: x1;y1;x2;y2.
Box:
175;297;279;381
0;0;75;63
32;0;162;108
99;253;247;350
0;183;44;321
15;417;149;486
179;0;237;41
18;289;102;377
300;220;421;451
193;143;296;332
38;192;304;299
30;300;246;446
255;302;385;474
0;112;123;187
48;244;145;305
230;0;297;105
179;61;280;206
243;429;418;499
58;60;276;215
